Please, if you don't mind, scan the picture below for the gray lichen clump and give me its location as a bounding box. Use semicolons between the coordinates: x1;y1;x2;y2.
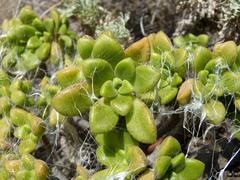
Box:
175;0;240;43
0;2;240;180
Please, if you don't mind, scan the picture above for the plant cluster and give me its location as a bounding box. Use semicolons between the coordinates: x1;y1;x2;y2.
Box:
60;0;131;42
0;5;240;180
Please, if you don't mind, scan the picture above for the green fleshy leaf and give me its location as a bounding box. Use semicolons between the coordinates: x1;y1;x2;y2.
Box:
138;169;155;180
176;79;193;105
11;90;26;106
204;58;224;73
170;73;182;87
173;48;188;78
113;77;122;89
157;136;181;157
10;108;30;126
125;37;150;63
134;65;160;93
234;98;240;111
158;86;178;105
151;31;173;53
126;146;147;174
26;36;41;49
95;130;137;167
222;71;240;94
19;135;38;154
96;146;127;167
118;80;133;95
50;9;60;32
0;70;10;86
83;59;114;94
174;158;205;180
159;51;175;69
126;98;157;144
90;101;119;134
213;41;237;66
35;42;51;61
95;129;137;149
52;82;92;116
0;96;11;115
171;153;185;172
192;46;212;73
18;51;41;71
198;70;209;84
43;18;54;34
19;6;38;24
154;156;171;179
7;25;36;43
110;95;133;116
77;36;95;59
92;34;125;67
59;35;72;48
114;58;136;83
14;125;31;139
100;80;118;98
203;100;225;125
55;66;82;87
32;18;45;31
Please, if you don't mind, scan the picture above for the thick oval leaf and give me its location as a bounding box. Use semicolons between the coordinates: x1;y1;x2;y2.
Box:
18;51;41;72
170;73;182;87
203;100;225;125
90;167;129;180
192;46;212;73
52;82;92;116
92;34;124;67
138;169;155;180
0;69;10;86
171;153;185;172
50;41;62;65
118;80;133;95
95;129;137;149
125;37;150;63
77;36;95;59
222;71;240;94
134;65;160;94
213;41;237;66
55;66;82;87
110;95;133;116
198;70;209;84
95;130;138;167
175;158;205;180
176;79;193;105
126;98;157;144
96;146;127;167
138;91;155;106
90;102;118;134
19;6;38;24
10;108;30;126
114;58;136;83
154;156;171;179
150;31;173;53
126;146;147;175
234;98;240;111
158;86;178;105
82;59;114;94
173;48;188;77
35;42;51;61
157;136;181;157
100;80;117;98
8;25;36;43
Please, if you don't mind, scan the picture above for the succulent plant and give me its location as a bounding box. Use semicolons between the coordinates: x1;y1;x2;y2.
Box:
4;5;240;180
1;6;76;74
